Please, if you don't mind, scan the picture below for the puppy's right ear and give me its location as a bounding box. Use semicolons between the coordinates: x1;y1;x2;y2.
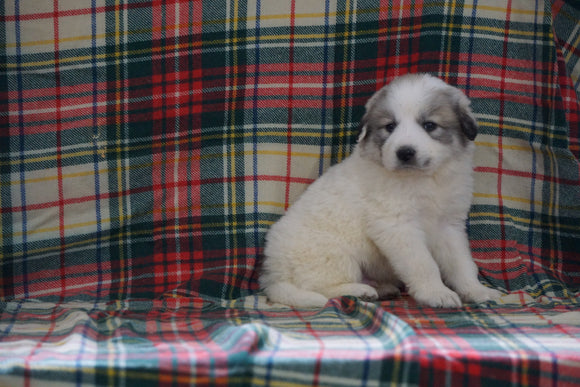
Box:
356;116;368;143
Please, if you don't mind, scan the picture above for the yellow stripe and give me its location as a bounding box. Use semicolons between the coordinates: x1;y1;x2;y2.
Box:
474;4;545;16
474;192;543;207
30;366;279;385
113;0;127;308
0;150;332;173
0;127;333;169
12;207;580;252
7;211;278;240
479;120;570;142
3;33;109;49
197;201;286;210
10;218;114;238
249;377;316;387
546;134;558;270
3;22;539;52
4;20;542;68
471;211;580;232
6;168;109;184
475;141;533;152
0;149;326;187
228;0;240;299
2;4;545;50
474;192;580;211
337;0;352;163
565;33;580;64
561;8;580;63
466;24;541;37
253;149;331;158
471;211;545;226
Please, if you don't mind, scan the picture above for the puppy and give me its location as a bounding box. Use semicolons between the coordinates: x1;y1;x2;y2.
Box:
260;73;502;308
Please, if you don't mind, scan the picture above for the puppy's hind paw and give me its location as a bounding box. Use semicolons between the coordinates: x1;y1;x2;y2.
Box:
322;283;379;302
344;283;380;302
376;283;401;299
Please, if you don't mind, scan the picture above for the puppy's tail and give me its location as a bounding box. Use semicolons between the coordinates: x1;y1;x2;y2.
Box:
265;282;328;308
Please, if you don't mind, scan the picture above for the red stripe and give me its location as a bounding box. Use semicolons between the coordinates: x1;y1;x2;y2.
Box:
294;307;324;387
475;166;578;186
24;6;64;387
551;0;565;19
22;305;61;387
10;97;346;135
471;239;571;260
12;264;109;291
8;248;260;298
557;37;580;67
499;0;513;290
376;0;389;86
13;88;548;135
52;1;67;305
7;59;547;102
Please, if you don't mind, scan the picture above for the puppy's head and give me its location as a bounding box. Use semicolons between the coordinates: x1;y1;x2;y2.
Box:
357;73;478;173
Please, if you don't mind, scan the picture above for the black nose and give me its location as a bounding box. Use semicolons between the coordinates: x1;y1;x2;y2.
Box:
396;146;416;163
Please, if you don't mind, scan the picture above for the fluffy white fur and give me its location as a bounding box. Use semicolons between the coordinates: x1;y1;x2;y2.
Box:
260;73;502;308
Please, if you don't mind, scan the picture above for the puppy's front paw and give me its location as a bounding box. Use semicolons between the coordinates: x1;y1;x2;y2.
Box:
461;284;503;304
412;285;462;308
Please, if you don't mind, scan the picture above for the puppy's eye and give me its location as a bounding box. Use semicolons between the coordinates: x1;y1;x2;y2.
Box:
423;121;438;132
384;123;397;133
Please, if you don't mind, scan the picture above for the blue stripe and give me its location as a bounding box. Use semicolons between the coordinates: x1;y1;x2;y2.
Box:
318;0;332;176
90;0;103;302
252;2;277;384
253;0;260;271
187;0;197;289
15;0;29;299
466;0;477;94
0;300;25;341
525;0;545;298
465;0;477;235
76;2;103;386
530;1;559;383
334;300;372;387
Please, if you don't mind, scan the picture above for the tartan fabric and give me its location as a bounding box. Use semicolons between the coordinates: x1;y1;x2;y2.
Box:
1;0;580;386
2;0;580;304
1;295;580;386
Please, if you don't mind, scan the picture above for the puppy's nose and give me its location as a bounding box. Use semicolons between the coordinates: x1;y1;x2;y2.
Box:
396;146;416;163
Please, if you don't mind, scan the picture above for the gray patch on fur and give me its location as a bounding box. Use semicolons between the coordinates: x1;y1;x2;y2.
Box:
357;89;397;163
418;88;478;146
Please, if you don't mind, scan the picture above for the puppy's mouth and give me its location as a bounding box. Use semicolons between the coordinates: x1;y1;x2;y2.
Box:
395;158;431;171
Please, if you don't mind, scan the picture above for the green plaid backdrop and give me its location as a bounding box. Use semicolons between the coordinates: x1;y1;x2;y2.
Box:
1;1;580;386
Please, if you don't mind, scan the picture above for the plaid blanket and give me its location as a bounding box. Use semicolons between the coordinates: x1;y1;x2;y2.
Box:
1;0;580;386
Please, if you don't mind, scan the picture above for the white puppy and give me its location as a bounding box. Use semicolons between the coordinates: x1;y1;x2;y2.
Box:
260;73;502;308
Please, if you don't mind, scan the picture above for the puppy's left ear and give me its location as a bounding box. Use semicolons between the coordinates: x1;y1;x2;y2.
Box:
457;105;478;141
